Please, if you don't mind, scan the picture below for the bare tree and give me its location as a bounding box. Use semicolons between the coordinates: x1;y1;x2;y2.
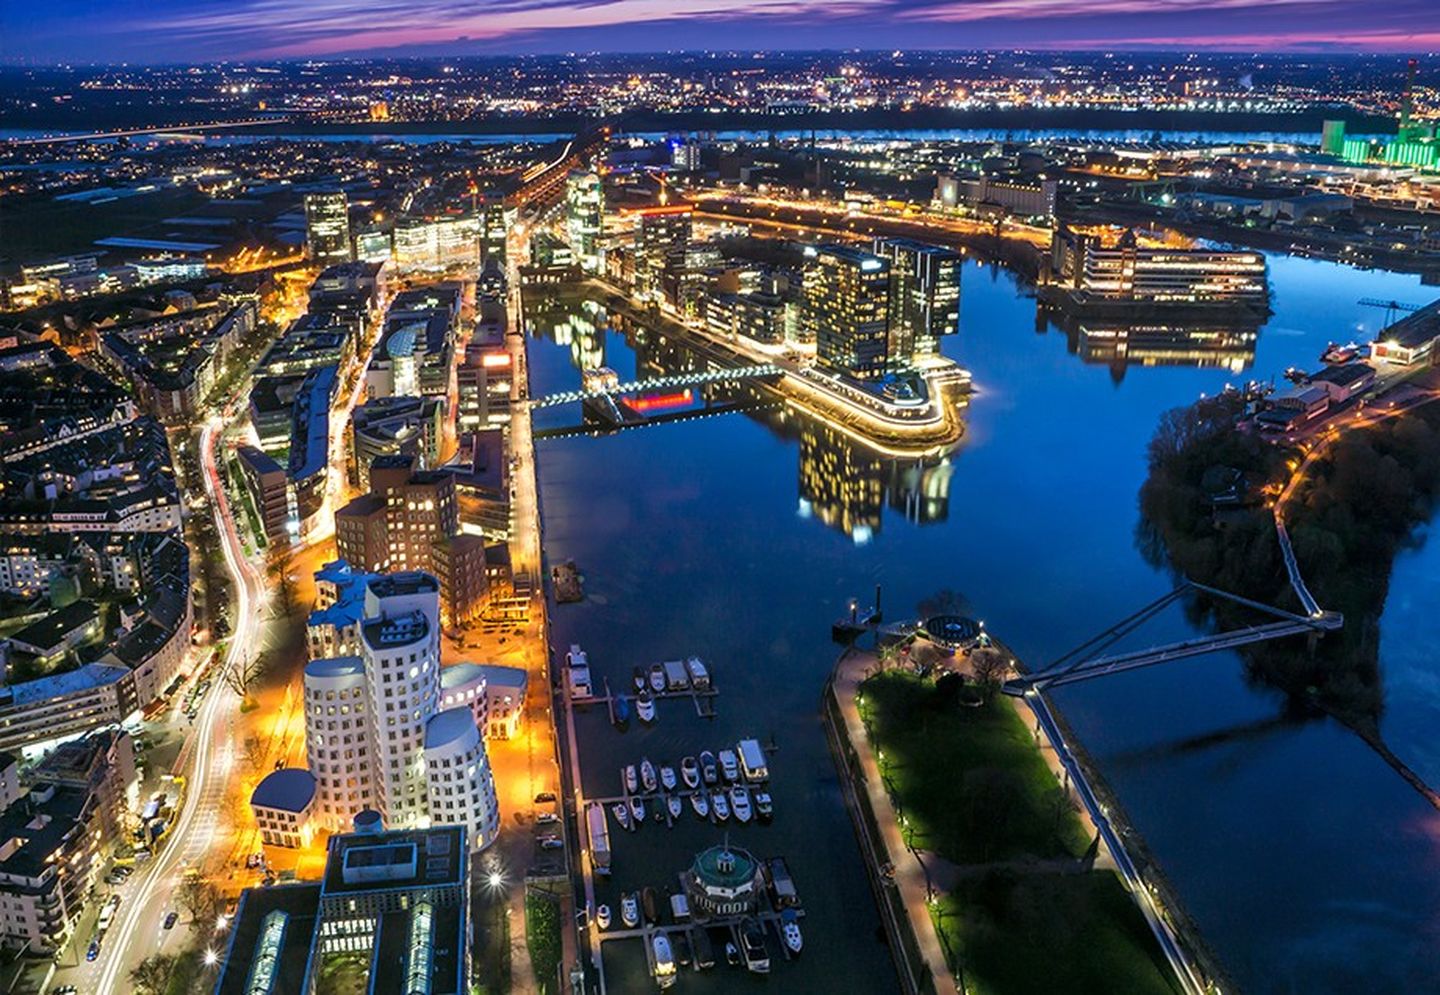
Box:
971;649;1009;698
129;954;176;995
176;876;223;932
221;649;265;700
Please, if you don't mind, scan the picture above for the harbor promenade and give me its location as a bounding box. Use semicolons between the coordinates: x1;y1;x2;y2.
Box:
827;646;960;995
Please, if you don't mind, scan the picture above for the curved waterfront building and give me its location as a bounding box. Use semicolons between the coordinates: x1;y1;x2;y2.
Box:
423;706;500;851
360;573;441;829
303;655;376;831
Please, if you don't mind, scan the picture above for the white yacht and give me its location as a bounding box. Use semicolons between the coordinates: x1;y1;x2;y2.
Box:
596;904;612;930
730;785;753;824
636;689;656;724
680;756;700;789
690;792;709;819
622;893;640;928
782;910;803;955
718;749;739;783
666;794;682;821
653;933;678;989
711;790;730;822
612;802;632;831
660;765;677;791
624;764;638;794
630;796;645;823
640;758;658;793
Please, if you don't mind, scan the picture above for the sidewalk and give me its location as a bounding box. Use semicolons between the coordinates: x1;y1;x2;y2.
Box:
830;648;959;995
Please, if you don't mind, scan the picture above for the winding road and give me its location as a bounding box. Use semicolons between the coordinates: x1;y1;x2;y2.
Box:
92;417;263;993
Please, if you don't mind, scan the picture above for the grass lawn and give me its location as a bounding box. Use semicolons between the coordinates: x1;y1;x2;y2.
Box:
860;669;1180;995
858;669;1089;864
936;870;1180;995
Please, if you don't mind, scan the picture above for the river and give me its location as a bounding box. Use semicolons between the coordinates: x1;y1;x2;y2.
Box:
526;253;1440;994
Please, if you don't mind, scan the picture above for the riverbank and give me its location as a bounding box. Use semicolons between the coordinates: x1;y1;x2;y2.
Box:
3;105;1396;140
830;645;1184;995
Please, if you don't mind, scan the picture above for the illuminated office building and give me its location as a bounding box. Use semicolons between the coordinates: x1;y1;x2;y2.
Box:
305;192;353;265
565;171;604;273
802;244;892;380
627;204;693;302
482;198;510;267
873;238;961;366
1048;228;1267;310
393;216;481;273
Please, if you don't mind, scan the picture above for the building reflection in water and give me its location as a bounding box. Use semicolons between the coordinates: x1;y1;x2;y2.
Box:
527;290;958;545
1043;308;1261;383
795;418;954;544
526;294;608;371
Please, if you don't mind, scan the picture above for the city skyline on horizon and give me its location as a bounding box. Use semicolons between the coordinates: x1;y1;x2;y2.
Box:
3;0;1439;65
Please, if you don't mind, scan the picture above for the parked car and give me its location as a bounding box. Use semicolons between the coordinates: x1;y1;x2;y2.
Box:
535;812;559;825
534;791;556;803
86;940;100;961
163;911;179;930
538;836;564;850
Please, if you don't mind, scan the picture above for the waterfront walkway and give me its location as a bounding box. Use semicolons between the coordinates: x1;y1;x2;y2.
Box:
830;648;960;995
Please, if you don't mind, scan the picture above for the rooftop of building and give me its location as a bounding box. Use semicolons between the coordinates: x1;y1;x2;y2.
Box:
304;655;365;681
0;662;129;709
336;492;386;519
472;663;527;691
439;661;488;691
361;609;431;651
250;768;317;814
1308;362;1376;386
366;571;439;600
213;882;323;995
0;780;91;882
423;707;478;750
8;599;99;652
691;843;759;891
1374;298;1440;349
320;824;466;897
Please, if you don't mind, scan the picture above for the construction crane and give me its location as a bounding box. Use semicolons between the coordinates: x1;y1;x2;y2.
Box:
1358;297;1423;328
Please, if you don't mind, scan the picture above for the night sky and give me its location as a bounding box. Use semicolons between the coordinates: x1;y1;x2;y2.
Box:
4;0;1438;63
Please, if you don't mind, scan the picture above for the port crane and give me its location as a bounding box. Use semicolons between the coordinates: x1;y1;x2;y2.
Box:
1358;297;1422;328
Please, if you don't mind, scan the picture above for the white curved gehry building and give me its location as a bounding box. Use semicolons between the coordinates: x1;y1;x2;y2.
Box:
360;572;442;829
424;706;500;850
303;655;376;831
296;571;500;850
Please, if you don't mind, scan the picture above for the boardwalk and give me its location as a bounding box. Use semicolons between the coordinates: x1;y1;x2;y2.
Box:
830;649;960;995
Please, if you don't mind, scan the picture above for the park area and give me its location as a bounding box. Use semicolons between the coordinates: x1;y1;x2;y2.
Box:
857;669;1181;995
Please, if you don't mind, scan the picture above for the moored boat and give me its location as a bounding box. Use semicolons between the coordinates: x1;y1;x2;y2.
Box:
666;794;682;820
624;765;638;794
730;785;753;823
622;892;640;928
632;666;646;691
741;918;770;974
630;796;645;823
711;790;730;822
596;904;611;930
755;791;773;821
690;791;709;819
653;932;677;989
699;751;718;785
648;663;666;692
642;887;659;924
613;694;631;726
681;756;700;789
781;910;802;954
612;802;632;831
636;690;656;724
719;749;739;782
640;758;658;793
660;765;677;791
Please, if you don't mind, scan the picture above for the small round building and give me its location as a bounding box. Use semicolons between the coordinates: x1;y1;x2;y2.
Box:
683;843;764;919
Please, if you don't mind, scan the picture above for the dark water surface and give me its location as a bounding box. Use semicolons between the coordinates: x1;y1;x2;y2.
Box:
529;255;1440;994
